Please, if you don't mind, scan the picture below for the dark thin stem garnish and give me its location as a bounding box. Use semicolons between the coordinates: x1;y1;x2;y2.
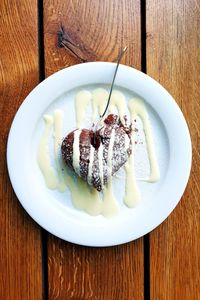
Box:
100;46;127;119
92;47;127;147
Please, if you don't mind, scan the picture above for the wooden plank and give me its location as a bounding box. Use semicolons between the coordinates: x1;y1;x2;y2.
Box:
48;238;143;300
44;0;141;76
0;1;43;299
44;1;143;299
146;1;200;299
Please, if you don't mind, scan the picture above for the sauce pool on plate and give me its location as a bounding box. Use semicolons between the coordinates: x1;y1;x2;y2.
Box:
37;88;160;217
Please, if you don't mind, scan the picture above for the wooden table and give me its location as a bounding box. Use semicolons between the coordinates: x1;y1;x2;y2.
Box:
1;1;199;299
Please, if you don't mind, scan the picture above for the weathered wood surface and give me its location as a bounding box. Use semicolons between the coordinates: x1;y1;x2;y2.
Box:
0;1;43;299
146;0;200;299
1;0;199;299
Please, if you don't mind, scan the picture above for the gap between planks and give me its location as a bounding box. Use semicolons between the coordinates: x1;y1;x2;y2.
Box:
141;1;150;299
38;1;49;300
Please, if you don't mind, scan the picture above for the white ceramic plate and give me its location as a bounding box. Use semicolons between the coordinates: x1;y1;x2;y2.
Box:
7;62;192;247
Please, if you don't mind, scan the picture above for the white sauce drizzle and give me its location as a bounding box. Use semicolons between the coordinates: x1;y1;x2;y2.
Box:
37;115;58;189
107;129;115;176
128;98;160;182
68;177;102;216
87;145;95;185
92;88;126;125
124;133;130;151
98;128;119;216
53;109;68;192
98;143;104;188
92;88;108;123
75;90;91;128
37;89;160;217
110;90;126;124
72;130;81;176
124;132;141;207
102;180;119;217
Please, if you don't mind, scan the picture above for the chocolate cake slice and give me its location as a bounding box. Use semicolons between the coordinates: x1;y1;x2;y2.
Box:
61;114;132;191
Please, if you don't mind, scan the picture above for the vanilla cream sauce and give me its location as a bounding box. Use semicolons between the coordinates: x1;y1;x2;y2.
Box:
128;98;160;182
75;90;92;128
87;145;95;185
53;109;68;192
37;88;160;217
72;129;81;176
37;115;58;189
91;88;126;124
124;132;141;207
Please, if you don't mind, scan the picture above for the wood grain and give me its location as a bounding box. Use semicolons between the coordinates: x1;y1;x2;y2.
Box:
48;238;143;300
146;0;200;299
44;1;143;299
0;1;43;299
44;0;141;76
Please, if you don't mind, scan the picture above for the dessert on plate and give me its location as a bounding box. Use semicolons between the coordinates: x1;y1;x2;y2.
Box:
61;114;132;191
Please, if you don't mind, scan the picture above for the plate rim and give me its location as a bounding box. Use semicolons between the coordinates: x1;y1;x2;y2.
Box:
7;62;192;247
